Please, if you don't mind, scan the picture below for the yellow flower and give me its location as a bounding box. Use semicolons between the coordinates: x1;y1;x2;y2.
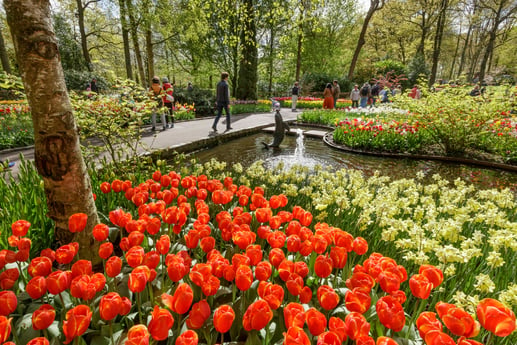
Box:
474;273;495;294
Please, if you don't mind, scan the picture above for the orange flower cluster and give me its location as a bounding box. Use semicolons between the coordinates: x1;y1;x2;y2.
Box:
0;169;515;344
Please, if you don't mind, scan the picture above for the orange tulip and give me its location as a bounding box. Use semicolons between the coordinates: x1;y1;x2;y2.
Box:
46;270;72;295
0;268;19;290
345;287;371;314
317;285;339;311
55;243;77;265
26;276;47;299
68;213;88;233
0;291;17;316
258;281;284;310
186;300;211;329
344;312;370;340
11;219;31;237
299;286;313;304
356;335;375;345
419;265;443;288
284;326;310;345
328;316;347;342
476;298;516;337
376;336;398;345
105;256;122;277
163;283;193;314
27;338;50;345
457;336;484;345
62;305;92;344
409;274;433;299
352;236;368;255
213;305;235;333
128;265;151;293
314;255;333;279
345;272;375;292
305;307;327;336
424;330;455;345
28;256;52;277
243;299;273;331
376;295;405;332
284;302;305;329
416;311;443;339
148;306;174;341
99;292;123;321
235;265;253;291
126;324;149;345
175;330;198;345
436;302;480;338
0;316;12;343
32;304;55;330
378;270;401;294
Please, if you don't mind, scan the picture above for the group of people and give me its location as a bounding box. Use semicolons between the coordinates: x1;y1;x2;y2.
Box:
148;76;175;131
322;80;341;109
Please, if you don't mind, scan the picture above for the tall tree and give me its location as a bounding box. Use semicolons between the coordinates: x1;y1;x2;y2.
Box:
477;0;517;83
429;0;450;86
236;0;258;100
0;25;11;74
126;0;146;86
348;0;386;80
75;0;100;71
5;0;100;262
118;0;133;79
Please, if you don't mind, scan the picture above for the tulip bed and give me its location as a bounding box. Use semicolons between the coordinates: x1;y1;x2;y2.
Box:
0;101;34;150
275;97;353;110
0;158;516;345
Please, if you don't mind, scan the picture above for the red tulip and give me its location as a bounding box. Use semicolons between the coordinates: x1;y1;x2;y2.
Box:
278;260;294;282
126;324;149;345
284;302;305;329
376;295;405;332
235;265;253;291
156;235;171;255
213;305;235;333
163;283;193;314
299;286;313;304
0;316;12;343
419;265;443;288
175;329;198;345
345;272;375;292
352;236;368;255
328;316;347;342
356;335;375;345
378;270;401;294
317;285;339;311
68;213;88;233
200;236;215;253
148;306;174;341
344;312;370;340
32;304;55;330
98;242;114;260
186;300;211;329
284;326;310;345
99;292;123;321
62;305;92;344
305;307;327;336
416;311;443;338
0;291;17;316
202;275;220;296
243;299;273;331
314;255;333;279
125;246;145;268
128;265;151;293
105;256;122;277
255;261;272;281
457;336;484;345
245;244;263;265
100;182;111;193
330;246;347;269
476;298;516;337
26;276;47;299
409;274;433;299
27;338;50;345
46;270;72;295
345;287;371;314
268;248;286;268
11;220;31;237
376;336;398;345
55;243;78;264
436;302;480;338
258;281;284;310
28;256;52;277
424;330;456;345
317;331;341;345
71;260;93;278
0;268;19;290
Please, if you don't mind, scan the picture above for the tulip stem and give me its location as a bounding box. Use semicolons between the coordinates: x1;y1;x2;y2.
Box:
486;332;494;345
137;292;143;324
109;320;115;345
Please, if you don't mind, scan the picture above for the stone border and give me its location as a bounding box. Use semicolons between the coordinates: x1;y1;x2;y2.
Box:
323;131;517;173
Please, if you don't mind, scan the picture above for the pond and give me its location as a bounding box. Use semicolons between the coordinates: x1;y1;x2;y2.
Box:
188;128;517;193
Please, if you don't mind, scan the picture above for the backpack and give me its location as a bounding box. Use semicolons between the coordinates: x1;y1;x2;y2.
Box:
360;86;369;97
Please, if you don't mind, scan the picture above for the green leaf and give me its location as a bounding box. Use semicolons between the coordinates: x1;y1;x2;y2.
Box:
244;330;262;345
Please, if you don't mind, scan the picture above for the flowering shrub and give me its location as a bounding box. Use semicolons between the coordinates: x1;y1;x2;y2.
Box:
0;161;516;344
174;102;196;120
275;97;352;110
0;101;34;150
230;100;271;115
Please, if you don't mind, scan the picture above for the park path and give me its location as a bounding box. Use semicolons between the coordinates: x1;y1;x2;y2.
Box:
0;109;301;176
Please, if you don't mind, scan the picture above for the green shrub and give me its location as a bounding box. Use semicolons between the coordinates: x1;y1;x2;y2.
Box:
230;101;271;115
174;88;215;117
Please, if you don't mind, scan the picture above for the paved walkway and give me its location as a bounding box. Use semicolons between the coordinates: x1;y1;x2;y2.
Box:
0;109;301;176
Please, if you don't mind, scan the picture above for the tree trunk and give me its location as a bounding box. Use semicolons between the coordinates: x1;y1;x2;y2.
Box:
429;0;448;86
236;0;257;100
267;29;275;97
145;29;154;83
295;20;303;82
5;0;100;263
478;29;496;85
347;0;383;80
456;24;472;79
118;0;133;80
126;0;146;86
76;0;92;71
0;26;11;74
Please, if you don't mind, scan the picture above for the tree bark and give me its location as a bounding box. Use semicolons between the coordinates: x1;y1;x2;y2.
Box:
429;0;448;86
456;23;472;79
295;20;303;82
76;0;93;71
268;29;275;97
146;29;154;83
4;0;100;263
347;0;384;80
0;26;11;74
118;0;133;80
236;0;258;100
126;0;146;86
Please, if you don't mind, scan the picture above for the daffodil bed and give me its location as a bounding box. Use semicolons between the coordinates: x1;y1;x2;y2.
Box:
1;160;516;345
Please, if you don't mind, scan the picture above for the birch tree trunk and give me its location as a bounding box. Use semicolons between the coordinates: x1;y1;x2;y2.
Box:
4;0;100;263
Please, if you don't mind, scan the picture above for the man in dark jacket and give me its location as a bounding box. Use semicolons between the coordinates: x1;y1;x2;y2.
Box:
212;72;231;132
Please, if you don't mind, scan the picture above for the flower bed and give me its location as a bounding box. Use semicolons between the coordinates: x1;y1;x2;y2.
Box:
275;97;352;110
0;101;34;150
0;160;515;345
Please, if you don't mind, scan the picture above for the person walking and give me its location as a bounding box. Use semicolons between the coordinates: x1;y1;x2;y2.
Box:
291;81;300;112
359;83;370;108
149;76;167;131
212;72;232;132
162;77;174;128
370;82;380;106
332;80;341;108
323;83;334;109
350;84;360;108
